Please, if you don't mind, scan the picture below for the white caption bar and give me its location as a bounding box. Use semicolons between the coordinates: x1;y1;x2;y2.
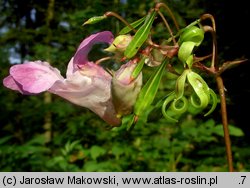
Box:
0;172;249;188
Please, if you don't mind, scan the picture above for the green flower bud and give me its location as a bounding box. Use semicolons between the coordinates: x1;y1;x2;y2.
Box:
104;35;133;52
83;15;107;26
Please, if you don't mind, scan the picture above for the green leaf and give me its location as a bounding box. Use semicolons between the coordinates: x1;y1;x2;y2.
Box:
134;58;168;116
62;140;80;156
90;145;106;160
124;11;156;59
119;16;146;35
112;144;124;159
131;56;146;79
83;15;107;25
0;136;12;145
125;114;136;131
213;125;244;137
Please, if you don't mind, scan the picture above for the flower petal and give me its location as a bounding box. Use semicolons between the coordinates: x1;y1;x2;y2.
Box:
72;31;114;72
9;61;64;94
51;62;120;126
3;75;32;94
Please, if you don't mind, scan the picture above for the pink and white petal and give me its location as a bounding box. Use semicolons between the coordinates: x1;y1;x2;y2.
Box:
49;70;120;126
10;61;64;94
3;75;31;95
77;62;111;80
73;31;114;70
115;61;137;85
66;57;74;78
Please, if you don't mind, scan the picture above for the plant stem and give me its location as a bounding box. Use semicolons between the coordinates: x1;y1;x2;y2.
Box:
216;76;234;172
157;11;177;45
203;25;217;70
201;14;234;171
43;0;55;143
155;2;180;31
104;11;137;33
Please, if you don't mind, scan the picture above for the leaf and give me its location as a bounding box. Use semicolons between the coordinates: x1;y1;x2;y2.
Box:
134;58;168;117
112;145;124;159
90;145;106;160
26;135;47;145
62;140;81;156
119;16;146;35
0;136;12;145
213;124;244;137
131;56;146;79
124;11;156;59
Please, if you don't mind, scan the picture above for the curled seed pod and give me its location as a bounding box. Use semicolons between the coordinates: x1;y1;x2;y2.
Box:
204;89;218;116
178;26;204;46
178;41;195;67
175;69;188;100
187;70;210;109
170;96;188;114
162;92;179;123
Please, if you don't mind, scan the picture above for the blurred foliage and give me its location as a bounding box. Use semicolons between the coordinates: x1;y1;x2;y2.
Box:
0;0;249;171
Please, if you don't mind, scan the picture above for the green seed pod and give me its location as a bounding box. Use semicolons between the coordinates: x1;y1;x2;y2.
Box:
170;96;188;114
175;69;188;100
187;70;210;109
204;89;218;116
161;92;178;123
178;41;195;67
178;26;204;46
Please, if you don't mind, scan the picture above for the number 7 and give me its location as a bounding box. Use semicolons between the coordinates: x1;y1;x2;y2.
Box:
241;176;246;184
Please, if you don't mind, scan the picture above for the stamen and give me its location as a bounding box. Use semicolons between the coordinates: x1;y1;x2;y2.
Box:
95;57;112;65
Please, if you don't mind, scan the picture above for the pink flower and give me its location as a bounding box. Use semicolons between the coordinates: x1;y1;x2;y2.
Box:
3;31;121;126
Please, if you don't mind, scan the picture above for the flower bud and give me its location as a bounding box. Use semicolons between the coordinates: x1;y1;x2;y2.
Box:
104;35;132;52
111;61;142;118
